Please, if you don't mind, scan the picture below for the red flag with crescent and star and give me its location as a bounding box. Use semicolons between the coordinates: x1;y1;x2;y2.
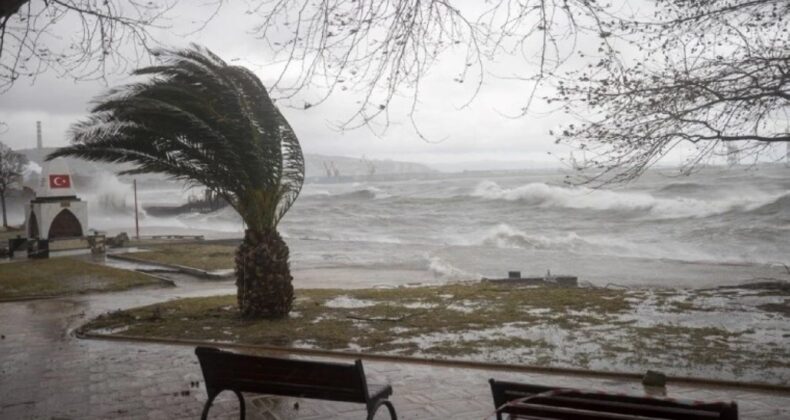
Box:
49;174;71;189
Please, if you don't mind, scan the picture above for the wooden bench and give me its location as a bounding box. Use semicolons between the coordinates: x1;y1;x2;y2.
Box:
489;379;738;420
195;347;397;420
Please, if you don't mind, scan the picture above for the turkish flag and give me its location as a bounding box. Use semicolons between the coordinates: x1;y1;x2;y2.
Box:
49;174;71;189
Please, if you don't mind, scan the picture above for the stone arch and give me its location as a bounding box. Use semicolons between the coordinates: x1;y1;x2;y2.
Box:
28;211;39;238
48;209;83;239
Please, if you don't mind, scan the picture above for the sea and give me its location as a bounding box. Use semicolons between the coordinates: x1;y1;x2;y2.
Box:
85;164;790;289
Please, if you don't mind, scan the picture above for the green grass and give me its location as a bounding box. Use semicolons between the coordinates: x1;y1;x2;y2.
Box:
129;243;236;271
80;282;790;381
0;226;25;242
0;257;170;299
83;283;631;353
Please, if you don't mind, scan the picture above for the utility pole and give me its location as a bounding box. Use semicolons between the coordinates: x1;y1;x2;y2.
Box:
133;179;140;240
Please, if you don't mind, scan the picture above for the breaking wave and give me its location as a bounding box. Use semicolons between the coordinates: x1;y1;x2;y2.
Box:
470;181;772;219
300;187;332;197
333;186;389;200
657;182;707;194
292;232;403;244
428;256;479;280
476;224;594;251
745;193;790;218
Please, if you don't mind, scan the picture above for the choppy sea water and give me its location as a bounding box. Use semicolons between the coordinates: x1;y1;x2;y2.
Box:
88;164;790;288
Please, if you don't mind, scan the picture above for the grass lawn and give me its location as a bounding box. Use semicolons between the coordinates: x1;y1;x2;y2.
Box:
0;257;170;300
129;243;236;271
0;226;25;242
81;282;790;384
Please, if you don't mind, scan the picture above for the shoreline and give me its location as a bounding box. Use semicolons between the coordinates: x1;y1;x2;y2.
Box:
99;236;790;290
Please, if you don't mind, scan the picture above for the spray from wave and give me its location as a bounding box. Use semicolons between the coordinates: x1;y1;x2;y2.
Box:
83;175;137;216
23;161;42;179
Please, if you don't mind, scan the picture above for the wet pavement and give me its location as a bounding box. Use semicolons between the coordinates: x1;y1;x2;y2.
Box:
1;270;789;419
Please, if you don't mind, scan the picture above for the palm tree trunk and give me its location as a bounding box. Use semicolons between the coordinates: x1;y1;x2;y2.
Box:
235;229;294;319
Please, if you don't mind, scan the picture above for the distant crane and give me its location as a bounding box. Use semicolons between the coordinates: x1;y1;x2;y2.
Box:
36;121;43;150
360;155;376;177
568;150;588;170
322;161;340;177
726;143;739;166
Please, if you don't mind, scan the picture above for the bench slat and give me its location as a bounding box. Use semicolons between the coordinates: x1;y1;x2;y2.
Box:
514;395;720;419
201;355;361;386
490;379;738;420
212;379;364;402
499;387;732;413
508;402;669;420
205;366;362;391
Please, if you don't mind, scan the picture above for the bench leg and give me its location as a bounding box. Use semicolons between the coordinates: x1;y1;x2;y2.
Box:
367;399;397;420
201;390;245;420
233;390;246;420
201;393;217;420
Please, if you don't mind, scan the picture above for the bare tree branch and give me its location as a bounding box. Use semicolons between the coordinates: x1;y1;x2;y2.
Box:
0;141;27;227
553;0;790;183
0;0;221;92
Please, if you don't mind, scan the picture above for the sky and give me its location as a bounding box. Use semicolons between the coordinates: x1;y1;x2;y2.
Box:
0;1;767;170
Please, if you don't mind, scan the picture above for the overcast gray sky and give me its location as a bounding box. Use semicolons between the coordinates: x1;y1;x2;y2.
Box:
0;1;706;169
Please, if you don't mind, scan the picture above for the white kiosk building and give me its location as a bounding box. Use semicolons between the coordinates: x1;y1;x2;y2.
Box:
25;158;88;240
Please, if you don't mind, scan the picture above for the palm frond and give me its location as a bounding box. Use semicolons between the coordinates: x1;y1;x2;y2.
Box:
48;44;304;230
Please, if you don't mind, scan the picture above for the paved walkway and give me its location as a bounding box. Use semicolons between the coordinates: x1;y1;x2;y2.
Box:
1;270;789;419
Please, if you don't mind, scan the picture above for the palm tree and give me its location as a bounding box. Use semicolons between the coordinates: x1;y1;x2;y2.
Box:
48;45;304;319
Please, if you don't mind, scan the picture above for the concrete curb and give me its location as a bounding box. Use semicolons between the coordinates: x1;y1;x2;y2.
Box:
80;259;177;289
77;331;790;394
133;273;177;288
128;238;241;247
0;294;60;303
107;253;233;280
